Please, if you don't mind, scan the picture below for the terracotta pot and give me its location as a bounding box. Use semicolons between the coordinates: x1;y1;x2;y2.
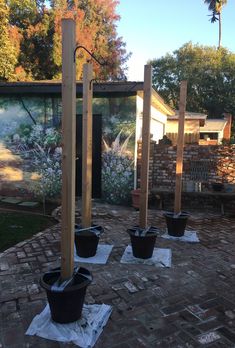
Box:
131;189;141;209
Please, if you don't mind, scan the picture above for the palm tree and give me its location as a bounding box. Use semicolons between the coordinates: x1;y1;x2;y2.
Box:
204;0;227;48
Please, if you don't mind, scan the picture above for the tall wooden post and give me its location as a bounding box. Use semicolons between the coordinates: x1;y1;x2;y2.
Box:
174;80;187;215
61;19;76;280
139;65;152;229
82;63;93;228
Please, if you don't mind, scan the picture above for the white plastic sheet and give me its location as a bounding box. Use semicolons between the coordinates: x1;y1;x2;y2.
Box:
120;245;172;267
161;230;199;242
26;303;112;348
74;244;113;264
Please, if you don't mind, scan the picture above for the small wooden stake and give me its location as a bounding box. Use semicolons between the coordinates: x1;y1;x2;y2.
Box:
82;63;93;228
61;19;76;280
174;80;187;215
139;65;152;229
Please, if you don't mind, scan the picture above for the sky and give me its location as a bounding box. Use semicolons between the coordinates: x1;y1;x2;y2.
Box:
116;0;235;81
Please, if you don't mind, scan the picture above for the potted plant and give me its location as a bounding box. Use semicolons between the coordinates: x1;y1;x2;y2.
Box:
127;226;159;259
75;224;104;257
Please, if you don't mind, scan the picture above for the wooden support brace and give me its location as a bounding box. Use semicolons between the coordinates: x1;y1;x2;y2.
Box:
174;80;187;215
139;65;152;229
61;19;76;280
82;63;93;228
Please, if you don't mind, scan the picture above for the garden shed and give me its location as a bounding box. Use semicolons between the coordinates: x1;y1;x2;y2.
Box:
0;81;174;204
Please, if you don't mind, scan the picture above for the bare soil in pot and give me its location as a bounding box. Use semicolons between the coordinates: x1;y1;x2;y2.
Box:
40;267;92;324
163;211;189;237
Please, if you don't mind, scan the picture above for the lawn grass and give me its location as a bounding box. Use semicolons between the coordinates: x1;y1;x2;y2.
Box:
0;211;57;252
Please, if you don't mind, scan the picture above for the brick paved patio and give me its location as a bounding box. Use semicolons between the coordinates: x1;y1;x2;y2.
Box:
0;203;235;348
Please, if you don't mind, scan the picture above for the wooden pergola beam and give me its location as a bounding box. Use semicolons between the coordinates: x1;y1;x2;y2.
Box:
174;80;187;215
61;19;76;280
139;65;152;229
82;63;93;228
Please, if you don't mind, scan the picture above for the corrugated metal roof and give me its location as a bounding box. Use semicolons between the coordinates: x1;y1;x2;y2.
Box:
200;119;226;132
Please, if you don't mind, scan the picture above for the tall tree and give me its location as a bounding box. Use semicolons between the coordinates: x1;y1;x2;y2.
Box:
52;0;130;80
0;0;18;80
150;42;235;118
204;0;227;49
6;0;59;80
6;0;130;81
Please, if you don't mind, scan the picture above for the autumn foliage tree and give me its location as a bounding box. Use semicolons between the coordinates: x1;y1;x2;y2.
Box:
0;0;18;80
3;0;130;81
52;0;129;79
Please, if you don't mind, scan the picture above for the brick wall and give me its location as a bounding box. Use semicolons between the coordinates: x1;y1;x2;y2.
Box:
137;143;235;213
137;143;235;190
223;113;232;140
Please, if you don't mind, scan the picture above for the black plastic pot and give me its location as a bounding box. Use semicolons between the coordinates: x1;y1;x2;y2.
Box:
163;211;189;237
75;225;103;258
211;182;224;192
40;267;92;324
127;227;157;259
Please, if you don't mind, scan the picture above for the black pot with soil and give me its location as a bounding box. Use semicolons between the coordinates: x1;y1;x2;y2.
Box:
211;182;224;192
163;211;189;237
75;224;104;258
40;267;92;323
127;226;159;259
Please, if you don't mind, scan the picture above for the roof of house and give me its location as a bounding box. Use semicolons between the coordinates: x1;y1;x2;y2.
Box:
168;111;207;120
137;90;174;116
0;80;144;95
200;119;227;133
0;80;175;116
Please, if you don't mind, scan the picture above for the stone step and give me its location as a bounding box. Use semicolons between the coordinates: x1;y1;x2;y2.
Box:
18;201;39;208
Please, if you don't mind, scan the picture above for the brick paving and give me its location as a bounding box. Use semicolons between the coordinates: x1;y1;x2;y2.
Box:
0;202;235;348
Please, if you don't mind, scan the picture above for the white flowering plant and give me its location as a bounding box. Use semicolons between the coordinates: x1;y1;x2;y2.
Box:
11;124;62;205
30;144;62;200
27;125;61;148
102;131;134;204
8;124;62;149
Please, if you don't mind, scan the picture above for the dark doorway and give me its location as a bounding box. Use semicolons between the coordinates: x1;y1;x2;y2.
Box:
76;114;102;198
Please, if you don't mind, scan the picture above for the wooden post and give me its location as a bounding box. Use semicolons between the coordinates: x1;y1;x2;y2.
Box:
174;80;187;215
61;19;76;280
139;65;152;229
82;63;93;228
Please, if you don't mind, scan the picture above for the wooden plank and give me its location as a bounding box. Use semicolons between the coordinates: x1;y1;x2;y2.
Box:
174;80;187;215
82;63;93;228
61;19;76;280
139;65;152;229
